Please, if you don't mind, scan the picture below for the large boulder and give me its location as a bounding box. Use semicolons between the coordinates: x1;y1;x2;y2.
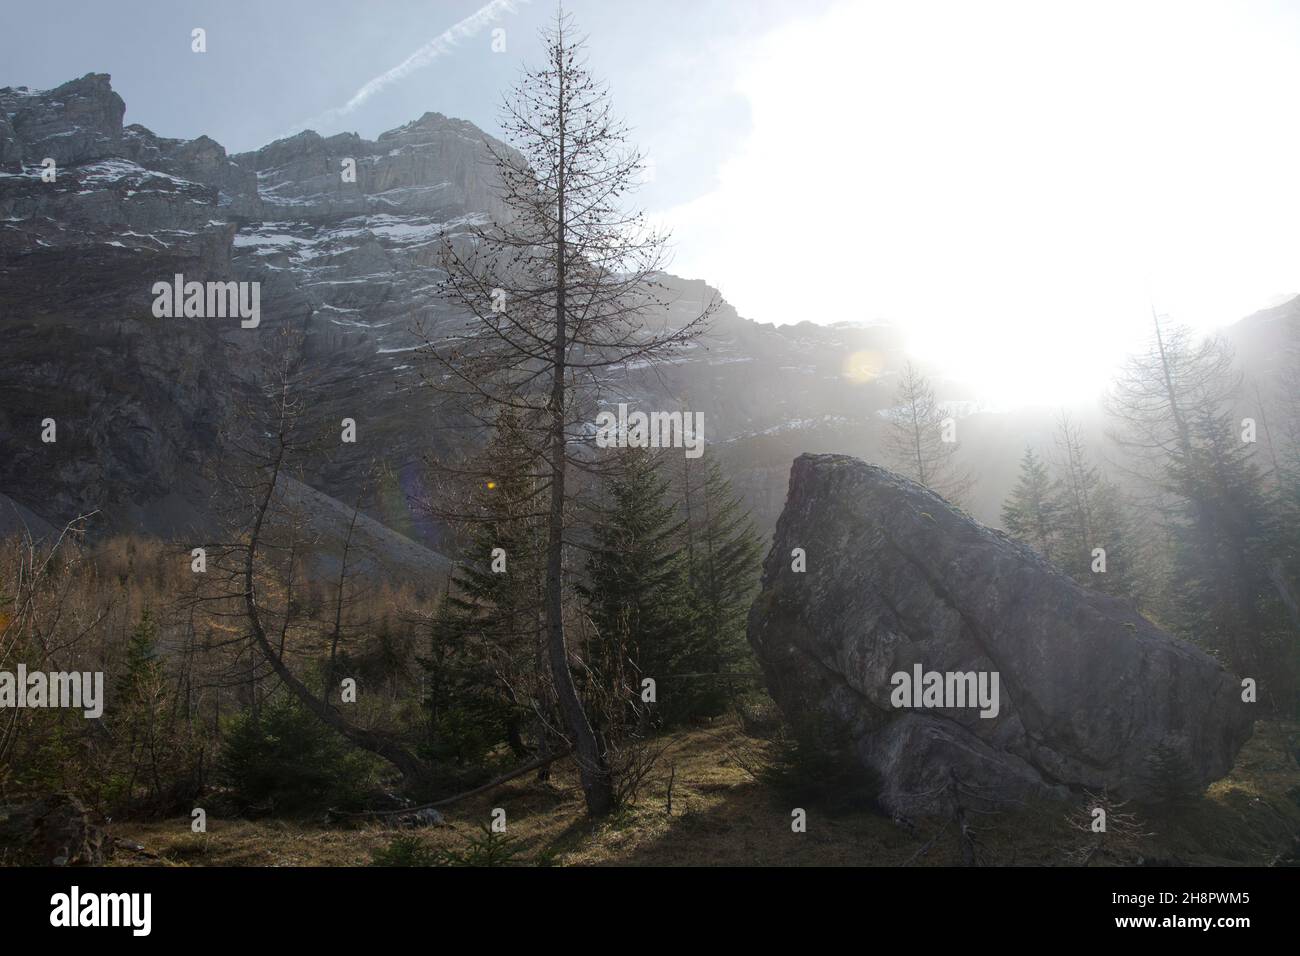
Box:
748;454;1255;814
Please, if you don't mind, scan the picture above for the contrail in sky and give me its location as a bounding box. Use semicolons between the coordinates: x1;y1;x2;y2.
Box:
283;0;530;138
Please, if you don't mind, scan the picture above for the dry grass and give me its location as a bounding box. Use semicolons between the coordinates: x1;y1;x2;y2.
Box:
107;717;1300;867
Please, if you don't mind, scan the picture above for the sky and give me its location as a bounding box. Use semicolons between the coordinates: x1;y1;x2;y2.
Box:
4;0;1300;406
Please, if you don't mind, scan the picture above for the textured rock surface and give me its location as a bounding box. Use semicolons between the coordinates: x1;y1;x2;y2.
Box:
0;74;124;167
748;453;1255;813
3;73;1297;549
0;490;57;542
0;73;917;549
0;74;504;549
0;793;105;865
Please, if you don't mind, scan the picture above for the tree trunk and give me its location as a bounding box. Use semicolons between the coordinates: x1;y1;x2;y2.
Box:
545;45;614;818
243;444;432;787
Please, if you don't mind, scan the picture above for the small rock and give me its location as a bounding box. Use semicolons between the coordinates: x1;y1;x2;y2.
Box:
398;807;445;828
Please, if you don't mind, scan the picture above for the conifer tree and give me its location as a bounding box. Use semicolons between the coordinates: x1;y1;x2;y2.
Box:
1001;447;1059;560
881;361;974;504
685;457;764;715
421;11;712;816
1108;318;1289;701
1049;415;1136;599
423;412;546;766
1268;310;1300;644
113;608;183;810
579;448;695;730
118;608;163;700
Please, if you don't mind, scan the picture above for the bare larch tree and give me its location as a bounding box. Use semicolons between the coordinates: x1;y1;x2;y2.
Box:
882;361;974;504
419;12;712;817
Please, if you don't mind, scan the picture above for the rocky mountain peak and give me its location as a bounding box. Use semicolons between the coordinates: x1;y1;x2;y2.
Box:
0;74;525;549
0;72;904;552
1;72;125;168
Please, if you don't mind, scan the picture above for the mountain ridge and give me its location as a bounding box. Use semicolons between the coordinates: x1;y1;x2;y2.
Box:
2;73;1293;556
0;73;912;548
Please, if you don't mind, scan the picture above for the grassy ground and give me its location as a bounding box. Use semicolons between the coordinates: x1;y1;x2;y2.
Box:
108;717;1300;867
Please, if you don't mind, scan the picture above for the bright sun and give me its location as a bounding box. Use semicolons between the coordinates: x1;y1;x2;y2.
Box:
657;0;1300;408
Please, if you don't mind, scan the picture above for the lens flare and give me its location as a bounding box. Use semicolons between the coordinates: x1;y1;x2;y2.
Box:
842;350;884;384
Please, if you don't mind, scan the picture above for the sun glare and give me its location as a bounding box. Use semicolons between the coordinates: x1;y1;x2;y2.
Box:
658;0;1300;408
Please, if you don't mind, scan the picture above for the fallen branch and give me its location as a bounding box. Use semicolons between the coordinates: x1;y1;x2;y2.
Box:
331;747;573;820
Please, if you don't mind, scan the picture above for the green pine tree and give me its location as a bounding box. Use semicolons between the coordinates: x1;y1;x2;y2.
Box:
1001;447;1060;560
1045;415;1137;599
580;448;697;730
109;608;192;813
684;457;765;716
118;607;162;699
1165;400;1283;682
1109;322;1291;703
421;413;545;768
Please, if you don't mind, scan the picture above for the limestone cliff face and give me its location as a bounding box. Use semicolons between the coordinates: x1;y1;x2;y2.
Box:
0;73;910;547
1;74;125;167
748;453;1255;812
0;74;514;543
1;76;237;530
235;112;512;223
3;73;1295;549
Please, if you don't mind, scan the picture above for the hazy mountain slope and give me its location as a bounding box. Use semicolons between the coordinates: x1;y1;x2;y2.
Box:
3;73;1290;552
0;73;911;547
